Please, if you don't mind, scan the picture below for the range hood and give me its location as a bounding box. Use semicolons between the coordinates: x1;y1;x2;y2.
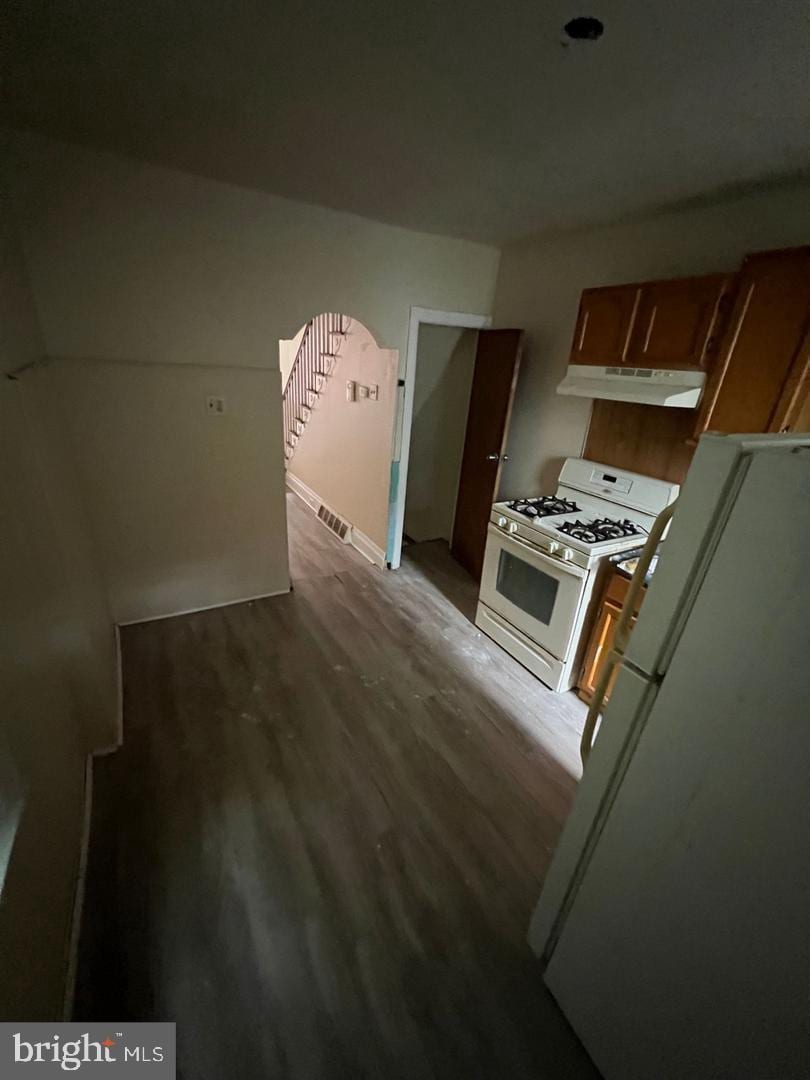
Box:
557;365;705;408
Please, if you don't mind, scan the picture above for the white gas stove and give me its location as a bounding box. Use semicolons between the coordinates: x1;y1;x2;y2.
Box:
476;459;679;692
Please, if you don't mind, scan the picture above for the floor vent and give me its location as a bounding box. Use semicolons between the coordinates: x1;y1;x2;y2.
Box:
317;504;350;542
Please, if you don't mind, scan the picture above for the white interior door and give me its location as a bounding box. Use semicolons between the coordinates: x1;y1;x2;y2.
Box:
545;448;810;1080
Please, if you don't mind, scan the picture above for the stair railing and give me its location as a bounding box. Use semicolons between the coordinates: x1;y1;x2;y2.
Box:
282;312;349;463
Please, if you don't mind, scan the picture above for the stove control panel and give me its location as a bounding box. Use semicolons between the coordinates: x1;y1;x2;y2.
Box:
497;515;507;528
590;468;633;495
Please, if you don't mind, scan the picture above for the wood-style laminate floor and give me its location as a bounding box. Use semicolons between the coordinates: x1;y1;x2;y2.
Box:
75;493;597;1080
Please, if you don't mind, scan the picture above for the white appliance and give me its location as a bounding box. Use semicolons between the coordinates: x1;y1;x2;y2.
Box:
557;364;705;407
475;459;679;691
530;433;810;1080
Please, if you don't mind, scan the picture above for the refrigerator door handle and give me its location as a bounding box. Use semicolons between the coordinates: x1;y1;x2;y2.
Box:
580;497;680;766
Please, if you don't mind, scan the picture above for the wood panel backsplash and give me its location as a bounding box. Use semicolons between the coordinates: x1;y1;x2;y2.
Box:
583;400;697;485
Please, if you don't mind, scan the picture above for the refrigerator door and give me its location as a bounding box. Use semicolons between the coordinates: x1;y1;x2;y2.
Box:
528;664;652;958
625;432;810;678
544;447;810;1080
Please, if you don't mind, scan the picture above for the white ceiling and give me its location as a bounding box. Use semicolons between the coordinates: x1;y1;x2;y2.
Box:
3;0;810;244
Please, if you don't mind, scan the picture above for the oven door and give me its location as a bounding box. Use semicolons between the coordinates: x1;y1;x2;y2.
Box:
480;525;588;660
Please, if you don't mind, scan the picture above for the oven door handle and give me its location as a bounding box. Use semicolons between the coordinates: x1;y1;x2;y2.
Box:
490;525;587;580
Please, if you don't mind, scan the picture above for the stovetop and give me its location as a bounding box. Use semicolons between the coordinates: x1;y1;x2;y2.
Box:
505;495;581;519
554;516;647;544
493;462;677;570
492;495;654;568
500;499;648;550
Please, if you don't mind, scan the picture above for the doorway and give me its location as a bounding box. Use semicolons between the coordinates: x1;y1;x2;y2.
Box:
388;308;490;570
403;325;478;548
389;308;523;580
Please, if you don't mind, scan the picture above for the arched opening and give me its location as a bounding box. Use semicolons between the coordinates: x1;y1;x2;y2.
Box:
278;313;398;571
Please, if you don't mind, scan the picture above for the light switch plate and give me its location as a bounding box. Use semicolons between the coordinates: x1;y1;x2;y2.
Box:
206;395;226;415
358;384;369;399
346;380;356;402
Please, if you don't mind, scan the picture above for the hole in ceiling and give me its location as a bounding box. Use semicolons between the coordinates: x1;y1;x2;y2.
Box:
563;16;605;41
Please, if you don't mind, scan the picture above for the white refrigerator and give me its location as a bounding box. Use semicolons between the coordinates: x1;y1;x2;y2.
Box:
530;433;810;1080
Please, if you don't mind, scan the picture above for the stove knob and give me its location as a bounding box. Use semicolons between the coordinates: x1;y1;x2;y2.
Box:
562;547;574;561
508;522;519;534
497;515;507;528
548;540;559;554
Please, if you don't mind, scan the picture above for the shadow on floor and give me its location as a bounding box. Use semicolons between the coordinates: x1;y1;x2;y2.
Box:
402;538;479;623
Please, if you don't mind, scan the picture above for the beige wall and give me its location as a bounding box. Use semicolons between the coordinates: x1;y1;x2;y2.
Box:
5;131;499;616
7;131;500;363
47;360;290;623
404;326;477;543
288;320;398;551
493;181;810;497
0;187;116;1019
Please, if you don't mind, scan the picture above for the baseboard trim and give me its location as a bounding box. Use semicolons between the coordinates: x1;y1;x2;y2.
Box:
286;473;386;568
285;470;320;512
350;525;386;568
63;755;93;1021
116;587;291;628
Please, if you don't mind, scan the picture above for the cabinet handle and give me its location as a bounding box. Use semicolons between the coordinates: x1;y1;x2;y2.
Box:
577;311;589;351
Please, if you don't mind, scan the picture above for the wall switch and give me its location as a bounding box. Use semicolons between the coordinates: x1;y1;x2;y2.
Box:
206;395;226;415
358;384;369;399
346;380;356;402
368;384;379;401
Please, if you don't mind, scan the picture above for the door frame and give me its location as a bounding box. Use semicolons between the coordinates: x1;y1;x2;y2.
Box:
387;306;492;569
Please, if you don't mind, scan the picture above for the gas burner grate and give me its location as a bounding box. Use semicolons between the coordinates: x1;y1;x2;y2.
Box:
506;496;581;519
556;517;648;544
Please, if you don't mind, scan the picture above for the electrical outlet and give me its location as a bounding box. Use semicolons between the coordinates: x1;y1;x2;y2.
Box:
368;384;379;401
206;395;226;416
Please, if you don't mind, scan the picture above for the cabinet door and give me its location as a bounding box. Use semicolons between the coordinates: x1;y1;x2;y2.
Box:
570;285;641;367
696;248;810;436
771;337;810;433
578;599;624;706
627;274;733;371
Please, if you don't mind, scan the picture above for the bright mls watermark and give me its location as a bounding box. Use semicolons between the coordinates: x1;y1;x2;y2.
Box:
0;1023;175;1076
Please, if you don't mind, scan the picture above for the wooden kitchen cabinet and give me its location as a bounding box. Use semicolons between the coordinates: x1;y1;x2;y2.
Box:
695;247;810;437
569;274;733;372
568;246;810;491
570;285;641;366
578;570;644;707
626;273;734;371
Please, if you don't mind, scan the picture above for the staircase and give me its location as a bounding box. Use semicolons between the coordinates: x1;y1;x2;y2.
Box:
283;312;350;464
